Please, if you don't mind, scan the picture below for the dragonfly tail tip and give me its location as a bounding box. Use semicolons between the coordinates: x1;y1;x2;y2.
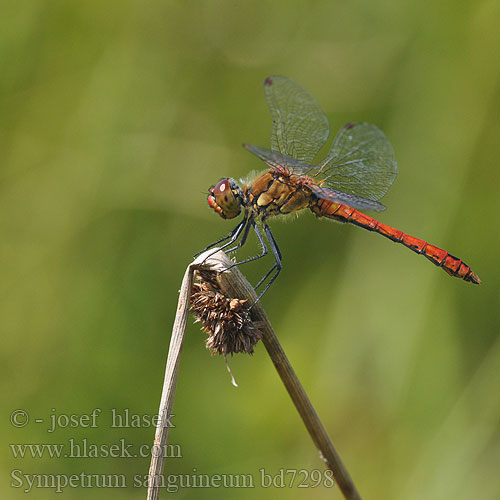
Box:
469;272;482;285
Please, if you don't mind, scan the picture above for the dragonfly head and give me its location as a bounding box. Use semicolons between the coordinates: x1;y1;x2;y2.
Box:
208;178;243;219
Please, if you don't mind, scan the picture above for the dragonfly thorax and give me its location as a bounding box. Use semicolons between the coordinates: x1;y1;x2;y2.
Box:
208;178;244;219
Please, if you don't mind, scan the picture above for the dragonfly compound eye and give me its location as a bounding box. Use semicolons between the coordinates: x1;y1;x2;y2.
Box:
207;179;241;219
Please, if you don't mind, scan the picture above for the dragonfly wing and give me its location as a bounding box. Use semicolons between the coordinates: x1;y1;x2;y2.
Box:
264;76;330;164
244;143;386;211
243;143;315;172
320;122;398;201
310;184;387;212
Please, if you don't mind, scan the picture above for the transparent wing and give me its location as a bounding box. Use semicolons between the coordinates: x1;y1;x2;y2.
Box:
264;75;330;164
243;143;387;212
309;184;387;212
319;122;398;201
243;143;315;171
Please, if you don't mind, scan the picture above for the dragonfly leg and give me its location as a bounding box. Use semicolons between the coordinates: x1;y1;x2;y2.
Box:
254;220;282;288
224;215;253;254
254;263;277;290
247;221;282;311
224;219;269;271
194;215;248;259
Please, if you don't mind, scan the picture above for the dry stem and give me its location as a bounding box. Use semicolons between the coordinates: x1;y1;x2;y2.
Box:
147;249;361;500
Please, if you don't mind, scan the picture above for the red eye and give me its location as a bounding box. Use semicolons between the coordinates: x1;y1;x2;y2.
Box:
207;178;241;220
214;179;231;196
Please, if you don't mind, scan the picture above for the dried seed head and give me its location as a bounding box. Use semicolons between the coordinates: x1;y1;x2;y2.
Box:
190;270;262;355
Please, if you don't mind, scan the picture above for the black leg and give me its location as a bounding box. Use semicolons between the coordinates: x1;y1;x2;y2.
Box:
200;220;251;264
254;220;282;288
225;215;253;254
248;221;282;310
224;219;268;271
254;263;277;290
266;221;282;261
194;215;248;259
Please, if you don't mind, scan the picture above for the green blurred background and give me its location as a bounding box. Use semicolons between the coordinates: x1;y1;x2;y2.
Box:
1;1;499;499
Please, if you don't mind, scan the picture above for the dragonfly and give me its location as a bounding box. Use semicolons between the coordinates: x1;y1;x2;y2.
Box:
201;75;480;305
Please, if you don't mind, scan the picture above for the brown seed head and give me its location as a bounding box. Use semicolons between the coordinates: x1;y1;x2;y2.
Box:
190;270;262;355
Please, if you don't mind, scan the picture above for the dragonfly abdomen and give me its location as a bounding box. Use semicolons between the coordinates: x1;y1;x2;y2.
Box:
312;199;481;284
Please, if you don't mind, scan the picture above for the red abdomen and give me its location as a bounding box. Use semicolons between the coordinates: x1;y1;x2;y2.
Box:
312;199;481;284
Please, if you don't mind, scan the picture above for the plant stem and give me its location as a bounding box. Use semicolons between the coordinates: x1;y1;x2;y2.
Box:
147;249;361;500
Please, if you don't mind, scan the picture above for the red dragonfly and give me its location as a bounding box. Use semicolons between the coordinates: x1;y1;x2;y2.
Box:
202;75;480;303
